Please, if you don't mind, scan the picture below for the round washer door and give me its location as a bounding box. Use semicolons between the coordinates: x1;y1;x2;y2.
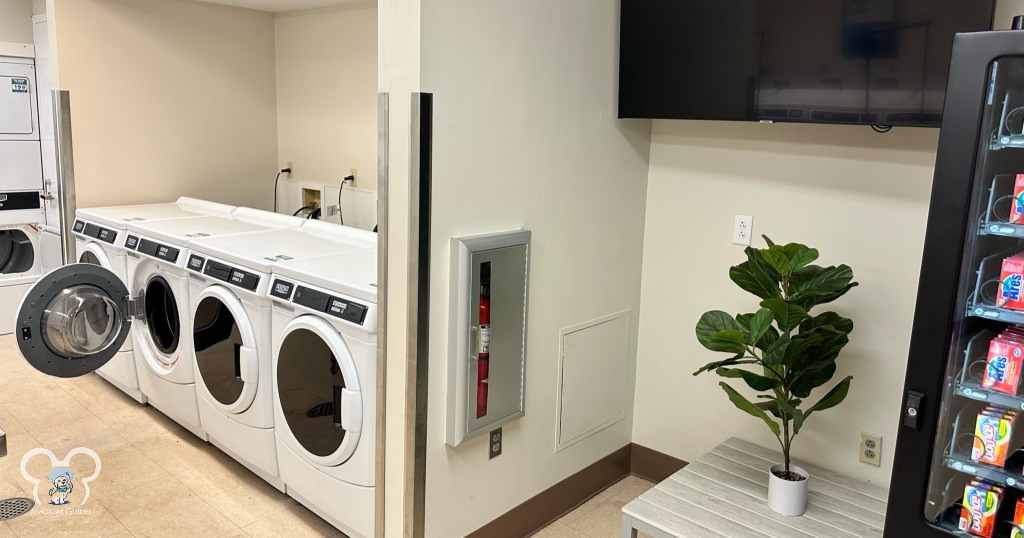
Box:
78;242;111;270
275;315;362;466
17;263;130;378
193;285;258;414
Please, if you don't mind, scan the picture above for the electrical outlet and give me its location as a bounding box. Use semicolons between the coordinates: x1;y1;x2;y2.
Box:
860;432;881;466
489;427;502;459
348;168;357;183
733;215;753;246
286;161;294;178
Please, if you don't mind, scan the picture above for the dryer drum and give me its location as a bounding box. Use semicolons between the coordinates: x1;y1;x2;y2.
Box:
0;229;34;274
144;276;180;355
278;328;347;457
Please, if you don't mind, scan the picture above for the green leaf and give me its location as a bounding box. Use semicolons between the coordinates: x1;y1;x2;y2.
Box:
761;246;792;278
791;362;837;398
696;311;742;351
763;333;791;366
719;382;781;436
748;308;774;346
760;297;809;332
801;376;853;429
762;235;777;248
715;367;780;391
799;312;854;335
791;264;856;295
780;243;818;270
700;329;747;354
729;263;780;300
692;356;755;376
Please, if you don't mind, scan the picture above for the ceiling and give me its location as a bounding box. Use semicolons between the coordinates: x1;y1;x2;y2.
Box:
193;0;364;13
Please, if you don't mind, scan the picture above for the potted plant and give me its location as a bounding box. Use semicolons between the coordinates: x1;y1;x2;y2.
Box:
693;236;857;516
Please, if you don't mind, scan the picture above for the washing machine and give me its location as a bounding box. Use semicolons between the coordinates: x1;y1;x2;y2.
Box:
125;208;303;439
267;248;378;538
71;197;236;402
184;220;377;491
0;223;42;334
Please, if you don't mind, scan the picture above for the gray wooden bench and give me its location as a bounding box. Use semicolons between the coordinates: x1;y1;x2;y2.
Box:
621;437;889;538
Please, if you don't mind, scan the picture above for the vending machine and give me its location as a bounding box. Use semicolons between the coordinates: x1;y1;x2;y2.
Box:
887;25;1024;537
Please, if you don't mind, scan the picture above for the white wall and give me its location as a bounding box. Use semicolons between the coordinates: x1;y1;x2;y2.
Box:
420;0;651;535
0;0;32;43
275;2;378;190
51;0;278;209
633;121;938;486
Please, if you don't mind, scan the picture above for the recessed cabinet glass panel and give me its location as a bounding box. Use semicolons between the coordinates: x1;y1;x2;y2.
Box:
278;328;347;457
194;297;245;406
922;56;1024;536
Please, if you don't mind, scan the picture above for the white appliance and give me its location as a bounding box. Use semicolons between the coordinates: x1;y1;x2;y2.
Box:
185;220;377;490
125;208;303;439
0;223;41;333
268;248;378;538
0;50;44;227
73;197;236;402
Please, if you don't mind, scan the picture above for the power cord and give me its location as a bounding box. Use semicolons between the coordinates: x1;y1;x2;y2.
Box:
273;167;292;213
337;174;355;225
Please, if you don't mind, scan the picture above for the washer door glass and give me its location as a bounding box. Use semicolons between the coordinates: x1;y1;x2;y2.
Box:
277;318;361;464
17;263;131;378
145;275;180;358
193;288;258;412
0;228;34;274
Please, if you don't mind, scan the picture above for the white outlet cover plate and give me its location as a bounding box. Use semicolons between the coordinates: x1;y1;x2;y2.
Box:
732;215;753;246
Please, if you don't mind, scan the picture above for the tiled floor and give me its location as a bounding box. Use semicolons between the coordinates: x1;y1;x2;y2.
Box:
0;333;653;538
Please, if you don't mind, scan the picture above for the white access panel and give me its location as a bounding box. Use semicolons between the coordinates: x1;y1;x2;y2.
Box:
0;141;43;191
0;59;38;139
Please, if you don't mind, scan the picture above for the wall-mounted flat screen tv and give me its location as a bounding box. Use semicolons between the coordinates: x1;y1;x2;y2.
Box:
618;0;997;126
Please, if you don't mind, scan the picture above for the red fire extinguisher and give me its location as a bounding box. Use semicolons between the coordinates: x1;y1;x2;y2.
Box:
476;265;491;418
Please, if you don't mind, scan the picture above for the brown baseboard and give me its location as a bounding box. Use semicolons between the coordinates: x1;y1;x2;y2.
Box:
629;443;688;483
465;443;687;537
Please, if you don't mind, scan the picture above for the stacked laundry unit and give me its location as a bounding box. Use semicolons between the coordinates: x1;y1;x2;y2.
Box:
0;44;45;334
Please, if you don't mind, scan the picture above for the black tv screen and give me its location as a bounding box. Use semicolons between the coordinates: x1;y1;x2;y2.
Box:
618;0;997;126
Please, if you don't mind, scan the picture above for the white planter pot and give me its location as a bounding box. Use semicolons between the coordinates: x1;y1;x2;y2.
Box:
767;463;808;516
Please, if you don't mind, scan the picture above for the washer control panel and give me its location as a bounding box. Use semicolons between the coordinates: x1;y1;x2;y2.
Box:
73;219;117;244
278;280;368;326
186;254;261;293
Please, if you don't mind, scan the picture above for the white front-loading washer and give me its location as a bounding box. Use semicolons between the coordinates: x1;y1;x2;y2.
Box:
184;220;377;492
125;208;303;439
267;248;378;538
0;223;42;334
72;197;236;402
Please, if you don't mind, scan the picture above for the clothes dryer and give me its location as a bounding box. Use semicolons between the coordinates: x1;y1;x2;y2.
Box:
185;221;376;491
0;223;41;334
268;248;378;538
73;198;235;402
125;208;303;439
0;54;44;227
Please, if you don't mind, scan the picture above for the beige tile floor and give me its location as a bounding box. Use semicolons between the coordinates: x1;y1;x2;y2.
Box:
0;333;654;538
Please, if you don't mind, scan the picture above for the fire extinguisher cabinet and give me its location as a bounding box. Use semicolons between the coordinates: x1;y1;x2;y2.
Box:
446;230;531;447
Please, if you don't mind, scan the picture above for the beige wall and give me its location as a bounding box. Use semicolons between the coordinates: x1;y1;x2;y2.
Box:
275;2;377;191
634;121;938;486
0;0;33;43
52;0;278;209
420;0;651;535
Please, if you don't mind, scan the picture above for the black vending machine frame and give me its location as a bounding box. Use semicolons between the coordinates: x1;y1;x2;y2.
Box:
886;30;1024;537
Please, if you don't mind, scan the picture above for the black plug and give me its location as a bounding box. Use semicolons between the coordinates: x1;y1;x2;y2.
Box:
343;175;354;182
281;167;292;174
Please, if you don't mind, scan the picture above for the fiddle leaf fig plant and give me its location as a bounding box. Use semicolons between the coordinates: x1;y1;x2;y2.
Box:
694;236;857;479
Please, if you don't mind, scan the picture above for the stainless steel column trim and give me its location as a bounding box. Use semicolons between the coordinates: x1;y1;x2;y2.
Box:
406;92;432;538
375;91;389;538
53;90;77;265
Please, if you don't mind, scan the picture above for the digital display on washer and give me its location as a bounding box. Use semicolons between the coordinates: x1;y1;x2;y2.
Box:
72;220;86;233
137;238;179;262
124;235;140;250
293;285;367;325
187;254;205;272
82;223;117;244
270;279;294;300
202;259;259;291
